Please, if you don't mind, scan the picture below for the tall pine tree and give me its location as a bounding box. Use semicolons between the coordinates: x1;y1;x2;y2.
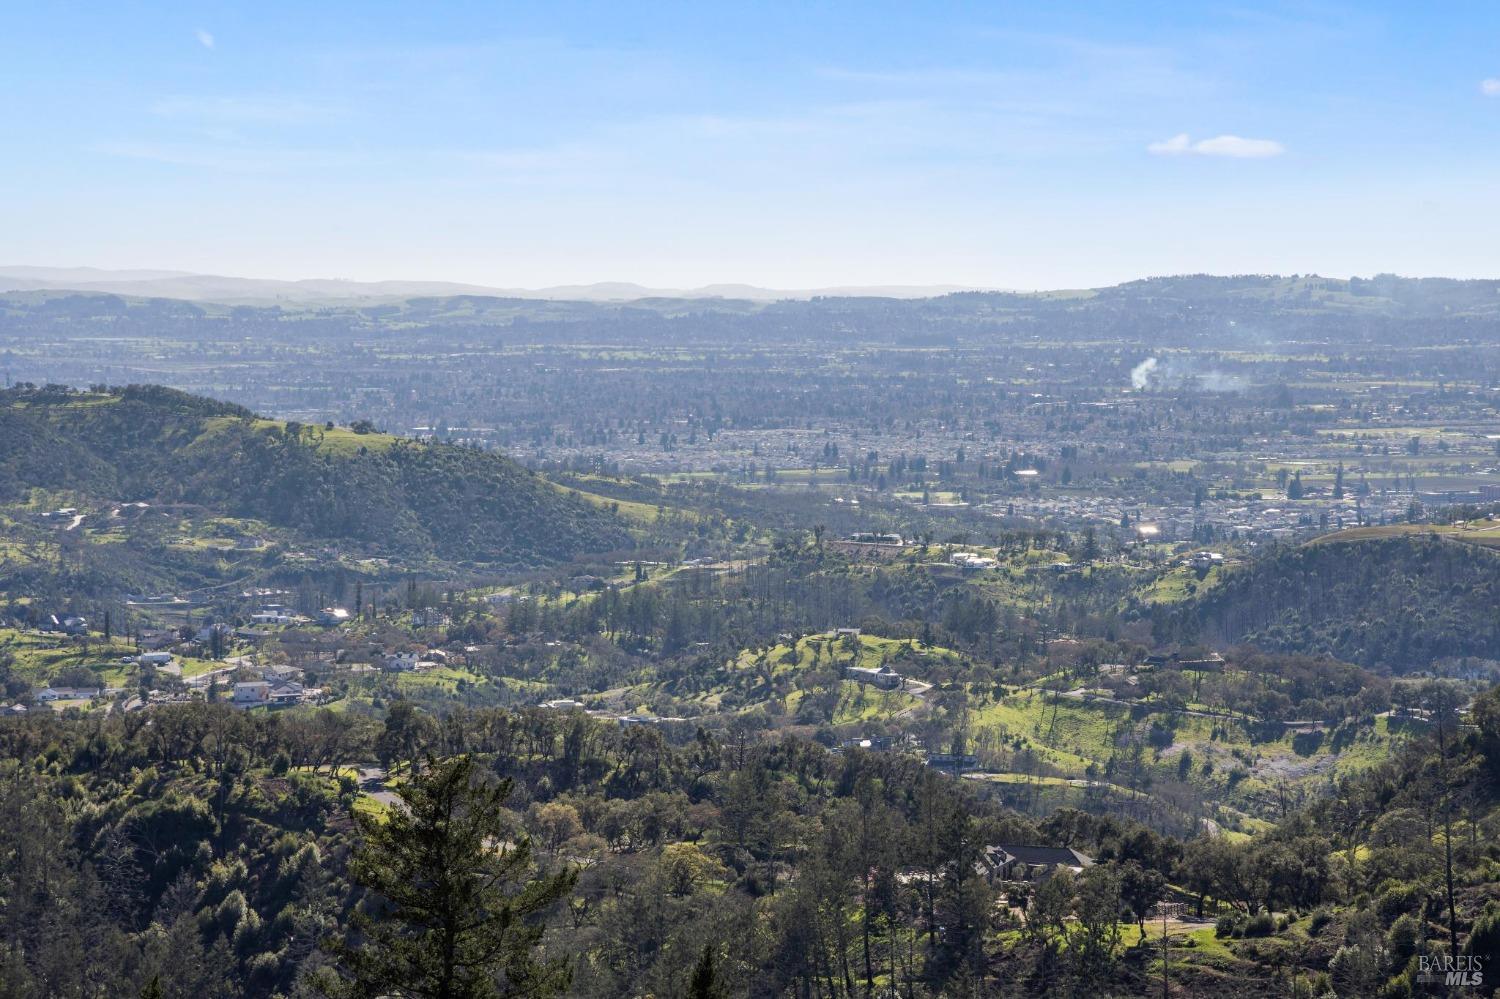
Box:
323;754;576;999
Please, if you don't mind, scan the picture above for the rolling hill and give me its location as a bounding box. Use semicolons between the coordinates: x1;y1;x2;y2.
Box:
0;384;632;567
1164;532;1500;671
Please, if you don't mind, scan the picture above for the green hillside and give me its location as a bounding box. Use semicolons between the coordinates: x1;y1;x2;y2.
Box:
0;384;631;568
1166;534;1500;671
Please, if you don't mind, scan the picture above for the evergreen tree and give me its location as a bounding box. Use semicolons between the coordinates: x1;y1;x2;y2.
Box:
1079;527;1099;563
686;944;724;999
323;754;576;999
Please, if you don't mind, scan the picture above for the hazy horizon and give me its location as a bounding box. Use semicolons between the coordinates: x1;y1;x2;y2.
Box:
1;262;1492;304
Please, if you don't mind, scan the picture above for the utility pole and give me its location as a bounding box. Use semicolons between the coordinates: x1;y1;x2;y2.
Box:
1161;906;1169;999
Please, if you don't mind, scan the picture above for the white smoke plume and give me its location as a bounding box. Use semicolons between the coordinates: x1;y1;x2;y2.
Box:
1130;357;1159;390
1130;356;1247;393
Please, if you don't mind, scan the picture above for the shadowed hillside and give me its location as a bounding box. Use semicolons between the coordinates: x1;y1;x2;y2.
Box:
1164;534;1500;671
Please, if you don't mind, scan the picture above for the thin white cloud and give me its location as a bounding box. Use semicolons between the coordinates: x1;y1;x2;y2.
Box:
1482;78;1500;96
1193;135;1285;158
93;141;342;173
151;95;340;124
1148;132;1284;158
1147;133;1192;155
195;29;215;49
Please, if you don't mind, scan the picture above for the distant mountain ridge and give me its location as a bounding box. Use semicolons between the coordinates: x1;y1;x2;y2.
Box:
0;265;988;304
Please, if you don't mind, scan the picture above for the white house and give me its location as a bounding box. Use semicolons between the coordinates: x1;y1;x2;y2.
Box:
846;664;904;690
384;652;423;672
232;681;271;707
37;686;102;702
194;623;233;643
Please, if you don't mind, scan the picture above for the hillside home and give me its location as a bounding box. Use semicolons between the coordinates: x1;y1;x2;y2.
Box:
194;623;233;643
1145;647;1226;672
980;844;1094;884
232;681;271;707
926;752;979;771
137;630;178;651
828;533;906;559
40;614;89;635
384;652;423;672
847;532;904;546
839;735;893;752
262;663;303;682
268;681;309;705
36;686;102;702
845;664;904;690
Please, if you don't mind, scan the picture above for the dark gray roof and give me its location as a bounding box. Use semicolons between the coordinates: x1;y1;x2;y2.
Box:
990;844;1093;867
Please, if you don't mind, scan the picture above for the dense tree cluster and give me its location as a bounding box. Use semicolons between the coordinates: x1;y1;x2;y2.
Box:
1;682;1496;997
1171;536;1500;669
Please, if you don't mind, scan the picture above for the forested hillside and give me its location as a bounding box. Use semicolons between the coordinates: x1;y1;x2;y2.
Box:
3;686;1499;997
0;385;631;567
0;406;118;500
1166;535;1500;671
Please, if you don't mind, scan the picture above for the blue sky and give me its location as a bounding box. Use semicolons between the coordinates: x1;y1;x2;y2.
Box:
4;2;1500;288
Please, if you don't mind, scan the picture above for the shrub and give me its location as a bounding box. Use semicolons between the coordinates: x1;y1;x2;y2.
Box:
1375;882;1424;924
1243;912;1275;937
1387;914;1421;966
1309;907;1333;935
